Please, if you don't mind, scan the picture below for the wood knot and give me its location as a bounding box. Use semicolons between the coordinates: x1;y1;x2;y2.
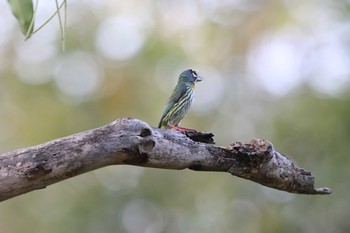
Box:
140;128;152;137
26;163;52;180
138;140;155;154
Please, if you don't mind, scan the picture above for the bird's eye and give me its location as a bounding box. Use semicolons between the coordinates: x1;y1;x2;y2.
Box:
192;70;197;77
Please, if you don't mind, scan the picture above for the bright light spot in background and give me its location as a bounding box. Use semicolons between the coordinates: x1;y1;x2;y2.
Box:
192;67;225;114
199;0;259;27
156;0;204;36
95;15;147;61
248;26;350;97
0;2;16;46
15;60;55;85
94;166;143;192
14;38;57;85
121;199;166;233
16;39;57;64
54;51;102;98
283;0;350;97
247;31;305;96
306;37;350;96
179;29;206;56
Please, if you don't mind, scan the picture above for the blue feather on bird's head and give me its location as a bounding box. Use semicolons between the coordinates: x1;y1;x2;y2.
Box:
178;69;203;84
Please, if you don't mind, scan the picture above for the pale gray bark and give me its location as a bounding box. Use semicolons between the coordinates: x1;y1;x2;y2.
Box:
0;118;331;202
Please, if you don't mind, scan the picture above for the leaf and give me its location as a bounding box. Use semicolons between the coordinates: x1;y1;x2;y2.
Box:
7;0;34;36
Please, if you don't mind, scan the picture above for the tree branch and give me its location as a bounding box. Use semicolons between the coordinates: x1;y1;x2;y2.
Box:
0;118;331;202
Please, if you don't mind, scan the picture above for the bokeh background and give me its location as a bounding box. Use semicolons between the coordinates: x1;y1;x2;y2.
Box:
0;0;349;232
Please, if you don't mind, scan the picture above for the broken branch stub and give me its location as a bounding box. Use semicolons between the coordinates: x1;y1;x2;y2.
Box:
227;139;331;195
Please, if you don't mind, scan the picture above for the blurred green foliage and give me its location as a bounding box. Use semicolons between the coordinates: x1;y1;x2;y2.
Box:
0;0;349;233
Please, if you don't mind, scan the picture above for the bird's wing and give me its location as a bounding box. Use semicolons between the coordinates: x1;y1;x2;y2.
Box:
158;83;188;127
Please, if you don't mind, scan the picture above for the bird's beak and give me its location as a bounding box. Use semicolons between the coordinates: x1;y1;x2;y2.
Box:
196;76;203;82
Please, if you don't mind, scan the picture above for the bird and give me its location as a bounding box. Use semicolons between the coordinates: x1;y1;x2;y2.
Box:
158;69;202;131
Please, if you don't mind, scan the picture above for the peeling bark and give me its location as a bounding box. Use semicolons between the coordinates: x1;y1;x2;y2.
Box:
0;118;331;202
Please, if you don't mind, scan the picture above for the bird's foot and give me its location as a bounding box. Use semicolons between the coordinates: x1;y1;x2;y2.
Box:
169;125;197;133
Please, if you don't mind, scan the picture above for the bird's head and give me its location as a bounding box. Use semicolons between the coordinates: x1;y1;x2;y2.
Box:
178;69;203;84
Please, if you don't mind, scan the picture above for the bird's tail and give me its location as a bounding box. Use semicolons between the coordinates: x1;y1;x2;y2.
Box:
158;121;162;128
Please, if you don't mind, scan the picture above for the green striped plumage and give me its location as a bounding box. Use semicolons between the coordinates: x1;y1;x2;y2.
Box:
158;69;202;129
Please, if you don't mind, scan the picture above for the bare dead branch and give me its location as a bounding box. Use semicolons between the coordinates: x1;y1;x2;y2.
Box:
0;118;331;202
